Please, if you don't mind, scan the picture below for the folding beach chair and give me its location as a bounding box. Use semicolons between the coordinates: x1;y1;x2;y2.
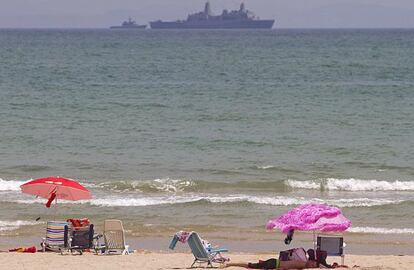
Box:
317;235;345;265
41;221;68;252
187;232;228;268
61;224;95;255
103;220;130;255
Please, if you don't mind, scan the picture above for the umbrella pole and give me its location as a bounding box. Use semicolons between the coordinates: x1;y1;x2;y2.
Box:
54;196;58;221
313;231;316;251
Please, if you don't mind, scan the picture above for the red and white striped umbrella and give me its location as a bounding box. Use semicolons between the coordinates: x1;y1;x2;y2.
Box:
20;176;91;207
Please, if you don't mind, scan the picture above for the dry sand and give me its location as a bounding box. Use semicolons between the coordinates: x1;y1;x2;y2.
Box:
1;252;413;270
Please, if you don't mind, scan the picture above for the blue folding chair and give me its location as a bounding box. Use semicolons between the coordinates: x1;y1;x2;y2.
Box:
187;232;228;268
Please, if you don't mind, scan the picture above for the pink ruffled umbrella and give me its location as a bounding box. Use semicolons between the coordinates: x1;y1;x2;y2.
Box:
267;203;351;233
266;203;351;244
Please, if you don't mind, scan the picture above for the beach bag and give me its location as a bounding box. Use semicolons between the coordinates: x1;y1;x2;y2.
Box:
279;247;307;262
67;218;90;229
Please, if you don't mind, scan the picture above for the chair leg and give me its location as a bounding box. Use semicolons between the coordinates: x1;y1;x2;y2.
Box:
123;245;130;255
207;261;213;268
190;259;197;268
342;255;345;266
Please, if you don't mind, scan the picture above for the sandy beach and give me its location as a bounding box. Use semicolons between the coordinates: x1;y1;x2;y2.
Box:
1;252;413;270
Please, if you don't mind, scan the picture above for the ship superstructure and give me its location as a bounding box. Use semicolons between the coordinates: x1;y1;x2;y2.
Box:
150;2;274;29
110;17;147;29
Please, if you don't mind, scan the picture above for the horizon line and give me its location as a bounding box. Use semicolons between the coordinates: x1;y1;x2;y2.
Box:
1;27;414;30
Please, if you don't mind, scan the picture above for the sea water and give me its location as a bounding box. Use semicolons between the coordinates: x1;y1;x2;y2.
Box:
0;29;413;251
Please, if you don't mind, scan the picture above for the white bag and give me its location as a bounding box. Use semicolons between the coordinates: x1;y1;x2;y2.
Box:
290;248;308;262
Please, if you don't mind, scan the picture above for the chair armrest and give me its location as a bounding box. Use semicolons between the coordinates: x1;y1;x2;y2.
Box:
209;248;228;253
93;233;103;239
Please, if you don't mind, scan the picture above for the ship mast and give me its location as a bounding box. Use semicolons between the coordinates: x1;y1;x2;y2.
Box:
204;1;212;17
240;2;246;12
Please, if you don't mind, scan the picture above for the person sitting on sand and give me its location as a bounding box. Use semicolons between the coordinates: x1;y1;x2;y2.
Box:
221;258;318;269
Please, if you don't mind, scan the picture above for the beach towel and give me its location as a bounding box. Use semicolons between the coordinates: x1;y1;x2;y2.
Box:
9;246;37;253
175;231;191;243
170;231;213;252
67;218;90;229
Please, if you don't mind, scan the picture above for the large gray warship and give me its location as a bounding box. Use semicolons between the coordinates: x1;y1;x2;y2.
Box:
110;17;146;29
150;2;274;29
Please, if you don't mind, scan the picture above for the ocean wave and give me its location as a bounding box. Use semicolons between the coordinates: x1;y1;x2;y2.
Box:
89;196;200;207
286;180;320;190
96;178;414;194
82;196;407;208
349;227;414;234
7;195;406;208
287;178;414;191
97;178;196;193
0;220;41;231
12;176;407;195
0;178;27;191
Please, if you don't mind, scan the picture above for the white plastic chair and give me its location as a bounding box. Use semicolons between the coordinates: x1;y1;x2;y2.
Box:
103;220;130;255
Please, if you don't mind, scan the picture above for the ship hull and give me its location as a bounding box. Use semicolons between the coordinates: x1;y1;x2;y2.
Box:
150;20;274;29
110;25;147;29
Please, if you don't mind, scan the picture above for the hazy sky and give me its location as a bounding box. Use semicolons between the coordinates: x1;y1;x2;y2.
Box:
1;0;414;28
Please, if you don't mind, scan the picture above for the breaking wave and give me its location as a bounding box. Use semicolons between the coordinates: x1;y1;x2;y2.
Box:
0;178;27;191
349;227;414;234
6;195;407;208
96;178;414;193
0;220;41;231
96;178;197;193
287;178;414;191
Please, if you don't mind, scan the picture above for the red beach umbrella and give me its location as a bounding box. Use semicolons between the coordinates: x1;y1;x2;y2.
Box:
20;176;91;208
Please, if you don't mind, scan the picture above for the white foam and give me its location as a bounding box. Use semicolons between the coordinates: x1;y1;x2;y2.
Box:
5;193;405;208
326;178;414;191
248;196;402;208
0;178;27;191
287;180;320;189
256;165;276;170
286;178;414;191
328;198;402;207
0;220;41;231
85;195;308;207
85;195;404;208
349;227;414;234
97;178;195;193
89;196;201;207
150;178;195;192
